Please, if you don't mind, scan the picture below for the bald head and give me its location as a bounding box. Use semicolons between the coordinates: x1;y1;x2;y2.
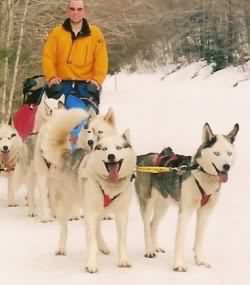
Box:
67;0;86;24
68;0;85;7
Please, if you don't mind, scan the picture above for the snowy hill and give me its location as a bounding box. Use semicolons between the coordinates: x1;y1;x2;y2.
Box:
0;63;249;284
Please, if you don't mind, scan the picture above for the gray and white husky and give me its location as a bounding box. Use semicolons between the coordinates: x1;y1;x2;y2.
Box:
135;123;239;272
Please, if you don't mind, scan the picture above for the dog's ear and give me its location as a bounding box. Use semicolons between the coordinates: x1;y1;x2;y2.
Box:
41;90;48;101
226;123;239;144
104;107;115;127
202;123;215;143
58;94;65;105
122;129;131;145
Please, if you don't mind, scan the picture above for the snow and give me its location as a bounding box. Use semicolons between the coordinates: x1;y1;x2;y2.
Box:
1;63;250;284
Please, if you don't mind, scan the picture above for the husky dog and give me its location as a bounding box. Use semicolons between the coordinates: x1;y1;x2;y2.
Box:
77;125;97;151
76;107;116;151
33;93;65;132
26;93;65;218
0;123;29;206
135;123;239;271
38;109;89;254
88;107;117;138
81;131;136;273
31;96;66;222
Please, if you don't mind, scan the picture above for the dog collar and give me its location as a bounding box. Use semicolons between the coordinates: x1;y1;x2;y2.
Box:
98;183;121;208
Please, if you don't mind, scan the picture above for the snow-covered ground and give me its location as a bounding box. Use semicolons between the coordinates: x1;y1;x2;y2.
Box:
0;62;249;284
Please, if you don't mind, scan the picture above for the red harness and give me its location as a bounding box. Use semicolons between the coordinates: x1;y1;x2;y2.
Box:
194;179;211;207
98;183;121;208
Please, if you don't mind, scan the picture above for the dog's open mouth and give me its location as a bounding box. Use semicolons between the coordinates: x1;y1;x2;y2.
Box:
0;150;10;163
104;159;123;182
212;163;228;183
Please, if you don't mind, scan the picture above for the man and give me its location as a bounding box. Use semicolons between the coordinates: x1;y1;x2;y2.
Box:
42;0;108;145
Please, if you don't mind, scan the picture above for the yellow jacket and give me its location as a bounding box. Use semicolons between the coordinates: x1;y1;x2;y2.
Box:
42;19;108;85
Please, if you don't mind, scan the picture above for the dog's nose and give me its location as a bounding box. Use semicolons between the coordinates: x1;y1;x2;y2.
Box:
223;164;230;172
88;140;94;147
3;145;9;152
107;153;116;162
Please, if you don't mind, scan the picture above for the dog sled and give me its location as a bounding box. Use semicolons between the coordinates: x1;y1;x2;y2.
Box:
13;75;100;140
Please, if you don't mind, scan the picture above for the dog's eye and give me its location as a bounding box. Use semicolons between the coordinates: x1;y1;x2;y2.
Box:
227;151;232;156
94;145;102;150
102;147;108;151
98;130;103;134
213;151;220;156
116;146;122;150
11;133;16;138
87;130;91;134
123;143;131;149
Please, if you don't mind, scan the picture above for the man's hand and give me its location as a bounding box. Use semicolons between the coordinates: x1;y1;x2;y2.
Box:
48;77;62;87
87;80;100;90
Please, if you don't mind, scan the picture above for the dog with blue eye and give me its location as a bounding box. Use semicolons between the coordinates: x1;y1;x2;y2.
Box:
135;123;239;272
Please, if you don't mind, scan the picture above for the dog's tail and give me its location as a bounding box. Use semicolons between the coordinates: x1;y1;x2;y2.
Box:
44;108;89;165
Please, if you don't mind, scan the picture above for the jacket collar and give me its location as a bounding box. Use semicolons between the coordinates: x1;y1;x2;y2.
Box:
62;18;91;40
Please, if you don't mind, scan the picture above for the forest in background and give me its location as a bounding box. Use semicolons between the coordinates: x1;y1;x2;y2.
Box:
1;0;250;119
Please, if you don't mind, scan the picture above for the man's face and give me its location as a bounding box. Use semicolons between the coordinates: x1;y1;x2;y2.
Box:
67;0;86;24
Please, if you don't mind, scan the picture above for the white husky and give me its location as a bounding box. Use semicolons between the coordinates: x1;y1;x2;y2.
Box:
37;109;89;255
135;123;239;271
0;123;29;206
81;131;136;273
88;107;117;138
29;94;65;220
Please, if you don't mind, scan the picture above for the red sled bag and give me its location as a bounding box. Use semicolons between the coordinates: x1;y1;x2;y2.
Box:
13;104;38;141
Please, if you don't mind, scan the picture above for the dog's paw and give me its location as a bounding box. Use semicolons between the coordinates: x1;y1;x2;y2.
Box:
39;218;54;223
85;266;98;273
195;257;211;268
55;249;66;256
155;248;166;254
144;251;156;258
99;247;110;255
69;217;80;221
173;265;187;272
8;203;18;207
103;215;113;221
28;212;36;218
118;260;132;268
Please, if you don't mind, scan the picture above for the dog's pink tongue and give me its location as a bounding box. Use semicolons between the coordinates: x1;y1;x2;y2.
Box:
108;164;119;182
219;173;228;183
0;152;9;163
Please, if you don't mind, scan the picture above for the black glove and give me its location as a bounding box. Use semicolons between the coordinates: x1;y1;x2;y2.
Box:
45;84;63;99
87;83;100;105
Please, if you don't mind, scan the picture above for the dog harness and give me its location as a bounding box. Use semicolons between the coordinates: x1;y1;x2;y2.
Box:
194;178;211;207
98;183;121;207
